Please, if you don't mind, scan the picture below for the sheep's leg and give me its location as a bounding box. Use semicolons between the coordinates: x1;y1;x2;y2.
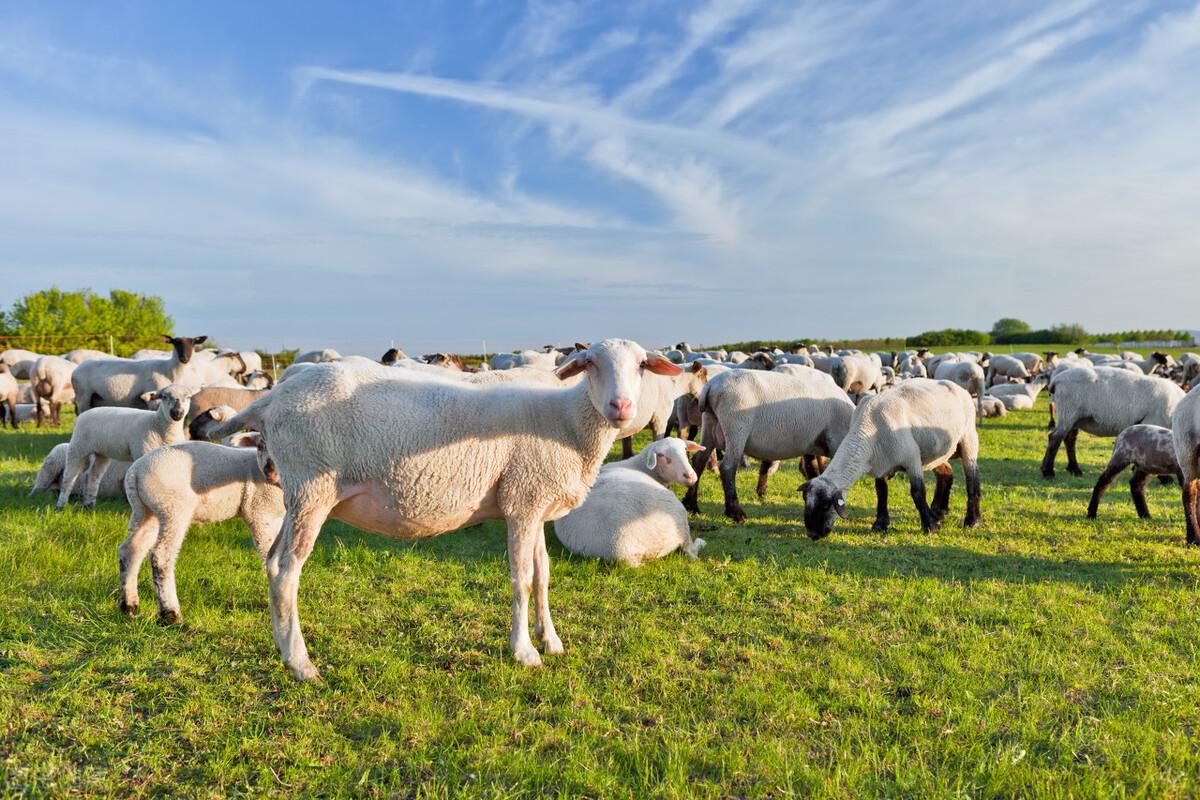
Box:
51;401;62;427
506;515;543;667
35;397;45;427
930;464;954;524
682;422;719;514
5;399;16;429
1129;469;1152;519
267;502;330;681
962;460;982;528
245;515;286;564
909;475;937;532
756;460;777;500
1041;429;1068;479
1183;479;1200;546
871;478;890;532
718;436;748;523
531;525;562;657
1065;430;1083;476
81;455;110;511
621;436;634;460
1087;458;1128;518
150;512;190;623
118;506;160;615
55;449;90;511
1047;400;1057;431
1157;474;1176;486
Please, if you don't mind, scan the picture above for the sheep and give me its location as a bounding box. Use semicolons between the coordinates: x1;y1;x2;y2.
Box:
977;396;1008;418
615;365;696;458
897;354;927;379
422;352;467;370
277;361;317;383
30;355;76;426
831;354;885;402
734;352;777;371
241;370;274;390
205;338;683;679
985;354;1030;386
381;347;407;365
192;350;249;385
62;349;113;364
55;384;197;511
669;362;730;441
681;368;856;522
30;443;130;500
118;433;285;622
932;360;985;414
185;385;273;437
773;352;815;368
489;352;523;370
1181;353;1200;384
1041;367;1185;478
800;379;982;537
71;335;208;412
552;438;707;567
0;366;18;429
1170;388;1200;545
1008;352;1044;374
293;348;342;364
986;373;1050;410
1086;425;1182;520
0;348;42;379
12;404;40;424
516;350;559;371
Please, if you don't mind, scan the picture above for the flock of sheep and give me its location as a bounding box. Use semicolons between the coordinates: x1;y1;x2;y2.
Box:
2;336;1200;681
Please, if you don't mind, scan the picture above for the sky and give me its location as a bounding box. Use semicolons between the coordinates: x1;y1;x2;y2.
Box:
1;1;1198;355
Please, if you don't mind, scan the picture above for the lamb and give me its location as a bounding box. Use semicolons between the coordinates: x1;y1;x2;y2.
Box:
185;385;273;436
55;384;197;511
800;379;982;537
71;335;208;412
986;373;1050;410
0;366;18;429
681;368;856;522
30;443;130;500
293;348;342;364
30;355;76;426
118;433;285;622
553;438;707;567
205;339;682;679
1086;425;1182;520
0;349;42;379
1041;367;1185;478
985;354;1030;386
1172;389;1200;545
977;396;1008;418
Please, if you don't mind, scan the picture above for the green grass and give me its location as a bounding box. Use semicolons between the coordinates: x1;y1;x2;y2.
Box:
3;399;1200;797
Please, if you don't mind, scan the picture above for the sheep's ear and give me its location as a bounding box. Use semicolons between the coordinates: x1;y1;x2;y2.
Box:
555;350;589;380
684;442;707;453
193;335;208;344
834;493;849;518
227;432;262;449
574;342;589;351
138;390;158;404
645;450;658;470
161;334;174;343
644;351;683;376
690;361;703;373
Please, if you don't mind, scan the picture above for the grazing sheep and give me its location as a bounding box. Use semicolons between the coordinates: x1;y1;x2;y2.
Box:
1042;367;1185;478
30;443;130;500
985;354;1030;386
55;384;197;511
553;438;707;567
206;339;683;680
681;368;855;522
1086;425;1182;520
987;373;1051;411
1181;353;1200;384
1010;352;1045;374
118;433;285;622
1172;389;1200;545
977;396;1008;418
30;355;76;426
0;366;18;429
0;349;42;379
71;335;208;412
800;379;982;537
294;348;342;364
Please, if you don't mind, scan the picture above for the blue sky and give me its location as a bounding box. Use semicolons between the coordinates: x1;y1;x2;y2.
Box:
1;1;1198;354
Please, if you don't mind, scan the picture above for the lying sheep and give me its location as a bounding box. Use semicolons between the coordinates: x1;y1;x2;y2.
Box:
1042;367;1184;478
72;335;208;412
977;396;1008;418
119;433;285;622
553;438;706;567
30;355;76;426
985;354;1030;386
0;366;18;429
293;348;341;364
55;384;197;511
801;379;982;537
1172;389;1200;546
30;443;130;500
1086;425;1182;520
987;373;1050;411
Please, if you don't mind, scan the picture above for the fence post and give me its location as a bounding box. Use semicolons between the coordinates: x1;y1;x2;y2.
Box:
109;334;114;356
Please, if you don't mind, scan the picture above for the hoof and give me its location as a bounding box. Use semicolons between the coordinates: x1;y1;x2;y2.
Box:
82;503;95;512
541;632;564;656
288;659;321;682
1067;467;1084;477
963;517;981;529
682;499;699;515
513;643;543;667
1086;510;1098;520
726;509;747;524
158;609;182;625
120;600;138;617
1041;470;1055;480
871;518;890;532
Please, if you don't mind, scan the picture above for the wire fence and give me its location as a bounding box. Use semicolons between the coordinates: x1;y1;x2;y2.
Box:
0;333;171;359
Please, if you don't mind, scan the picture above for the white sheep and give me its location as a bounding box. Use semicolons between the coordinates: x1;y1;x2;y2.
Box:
0;348;42;379
1171;389;1200;546
985;354;1030;386
1042;367;1184;478
55;384;197;511
0;366;18;429
118;433;285;622
71;335;208;412
293;348;342;364
800;379;982;537
62;349;114;364
682;368;855;522
30;443;130;500
1086;424;1182;520
206;339;683;680
932;360;985;416
30;355;76;426
977;395;1008;418
133;348;172;359
553;438;707;567
986;373;1050;410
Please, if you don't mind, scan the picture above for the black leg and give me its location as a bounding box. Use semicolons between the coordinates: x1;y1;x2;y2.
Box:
756;460;775;499
800;455;818;482
720;459;746;523
621;436;634;460
1157;474;1176;486
872;478;890;531
930;464;953;524
963;461;982;528
1129;469;1152;519
681;445;711;514
1041;429;1067;479
909;476;937;532
1065;430;1083;476
1183;479;1200;547
1047;400;1057;431
1087;460;1127;519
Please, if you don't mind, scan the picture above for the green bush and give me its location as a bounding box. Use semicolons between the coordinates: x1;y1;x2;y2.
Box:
905;329;990;347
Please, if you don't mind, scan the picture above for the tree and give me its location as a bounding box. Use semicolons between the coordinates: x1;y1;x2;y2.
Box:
990;318;1031;341
1049;323;1088;345
905;329;990;347
0;288;174;357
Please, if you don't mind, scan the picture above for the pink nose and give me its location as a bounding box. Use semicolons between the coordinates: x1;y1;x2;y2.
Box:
609;398;634;419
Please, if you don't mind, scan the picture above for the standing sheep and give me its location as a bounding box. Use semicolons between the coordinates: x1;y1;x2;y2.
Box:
800;379;982;537
206;339;682;680
985;354;1030;386
1172;389;1200;546
30;355;76;426
1086;425;1182;520
0;349;42;379
55;384;197;511
0;366;18;429
553;438;707;567
71;335;208;412
119;434;285;622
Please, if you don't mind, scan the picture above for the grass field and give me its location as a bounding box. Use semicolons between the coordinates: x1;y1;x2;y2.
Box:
3;395;1200;797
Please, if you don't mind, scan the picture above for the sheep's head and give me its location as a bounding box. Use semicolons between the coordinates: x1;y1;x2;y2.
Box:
642;438;706;486
141;384;198;422
555;339;682;428
162;334;208;364
380;348;402;365
800;478;847;539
